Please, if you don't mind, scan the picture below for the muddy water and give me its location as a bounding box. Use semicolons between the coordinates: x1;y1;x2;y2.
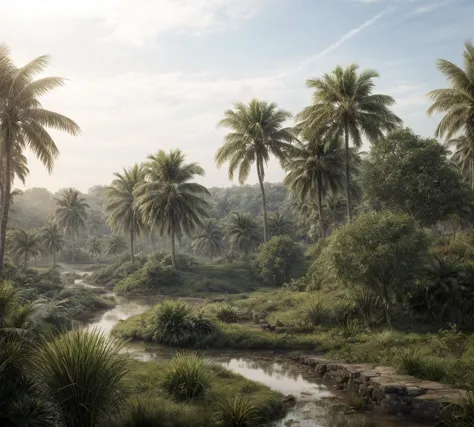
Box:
78;277;425;427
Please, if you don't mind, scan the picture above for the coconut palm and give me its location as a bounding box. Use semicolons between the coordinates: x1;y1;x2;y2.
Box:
105;234;127;263
8;229;41;269
297;65;402;222
216;99;294;242
225;212;261;255
104;164;145;263
85;236;102;263
428;41;474;189
135;150;209;268
0;48;80;274
191;220;223;259
53;188;89;262
39;222;65;268
446;135;474;183
35;328;128;427
284;127;347;238
268;212;294;238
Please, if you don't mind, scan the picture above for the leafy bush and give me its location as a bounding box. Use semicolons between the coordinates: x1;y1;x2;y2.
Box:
350;287;384;329
397;348;448;382
323;211;429;326
162;353;211;401
152;300;217;347
215;395;260;427
433;241;474;263
305;298;329;326
282;276;309;292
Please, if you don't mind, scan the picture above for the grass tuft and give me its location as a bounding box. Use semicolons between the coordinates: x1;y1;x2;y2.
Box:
215;395;261;427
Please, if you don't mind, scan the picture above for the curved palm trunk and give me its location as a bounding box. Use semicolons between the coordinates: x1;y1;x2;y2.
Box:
170;230;176;268
0;130;12;275
344;123;353;223
256;159;268;242
471;156;474;190
316;172;325;239
130;230;135;264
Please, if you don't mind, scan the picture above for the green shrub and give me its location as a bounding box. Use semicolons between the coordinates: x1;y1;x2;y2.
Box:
443;390;474;427
215;395;260;427
162;353;211;401
339;319;363;338
152;300;217;347
254;236;305;286
213;303;239;323
397;348;448;382
350;287;384;329
305;298;329;326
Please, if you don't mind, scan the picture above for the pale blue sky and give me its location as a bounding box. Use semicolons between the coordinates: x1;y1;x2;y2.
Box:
2;0;473;191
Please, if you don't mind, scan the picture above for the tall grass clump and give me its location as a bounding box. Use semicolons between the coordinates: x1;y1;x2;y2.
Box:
397;348;448;382
213;303;239;323
162;352;211;401
351;287;384;328
215;395;260;427
35;328;129;427
443;390;474;427
305;297;329;326
153;300;217;347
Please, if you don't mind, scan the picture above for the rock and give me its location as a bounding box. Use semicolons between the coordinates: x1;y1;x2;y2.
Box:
282;395;297;407
406;387;425;397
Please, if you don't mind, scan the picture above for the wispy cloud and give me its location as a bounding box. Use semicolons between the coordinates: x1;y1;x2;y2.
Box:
412;0;456;15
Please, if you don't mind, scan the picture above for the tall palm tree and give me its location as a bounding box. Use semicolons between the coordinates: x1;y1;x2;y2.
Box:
53;188;89;262
135;150;209;268
40;222;65;268
216;99;294;242
268;212;294;238
191;220;223;259
8;229;41;269
284;127;346;238
104;164;145;264
297;65;401;222
85;236;102;263
0;48;80;274
428;41;474;189
105;235;127;263
225;212;261;255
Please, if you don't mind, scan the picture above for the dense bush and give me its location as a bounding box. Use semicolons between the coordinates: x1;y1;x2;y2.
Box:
322;211;429;326
91;253;147;286
211;303;239;323
162;353;211;401
152;300;217;347
254;236;304;286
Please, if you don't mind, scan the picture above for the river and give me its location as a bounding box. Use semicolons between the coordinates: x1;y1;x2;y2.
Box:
75;272;425;427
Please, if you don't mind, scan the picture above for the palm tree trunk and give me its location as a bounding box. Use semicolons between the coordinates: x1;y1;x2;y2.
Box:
53;250;56;268
0;130;12;275
344;123;353;223
130;230;135;264
72;233;75;263
316;172;325;239
471;156;474;190
170;230;176;268
256;159;268;242
24;253;27;269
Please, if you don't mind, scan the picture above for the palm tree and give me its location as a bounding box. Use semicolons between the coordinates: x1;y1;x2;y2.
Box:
284;127;347;238
0;48;80;274
35;329;128;427
104;164;145;264
135;150;209;268
105;235;127;263
191;220;223;259
428;41;474;189
216;99;294;242
225;212;261;255
297;65;401;222
40;222;65;268
268;212;294;238
445;134;474;183
53;188;89;262
85;236;102;263
8;229;41;269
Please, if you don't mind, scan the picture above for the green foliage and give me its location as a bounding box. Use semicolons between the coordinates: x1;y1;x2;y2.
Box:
323;211;429;325
91;253;147;286
39;222;65;266
192;220;223;259
85;236;102;262
152;300;217;347
350;287;384;329
443;390;474;427
225;212;261;254
364;127;474;225
7;229;42;268
254;236;304;286
162;353;211;401
106;234;128;260
268;212;294;238
35;328;128;427
211;303;239;323
215;395;260;427
305;297;329;326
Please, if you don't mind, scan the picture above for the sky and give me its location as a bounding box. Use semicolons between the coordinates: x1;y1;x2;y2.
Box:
1;0;473;192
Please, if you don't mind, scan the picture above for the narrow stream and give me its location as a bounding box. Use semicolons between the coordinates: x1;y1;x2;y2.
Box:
73;274;426;427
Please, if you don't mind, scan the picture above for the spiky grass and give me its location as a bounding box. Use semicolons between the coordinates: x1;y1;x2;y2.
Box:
305;297;329;325
162;352;211;401
213;303;239;323
215;395;260;427
35;328;128;427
